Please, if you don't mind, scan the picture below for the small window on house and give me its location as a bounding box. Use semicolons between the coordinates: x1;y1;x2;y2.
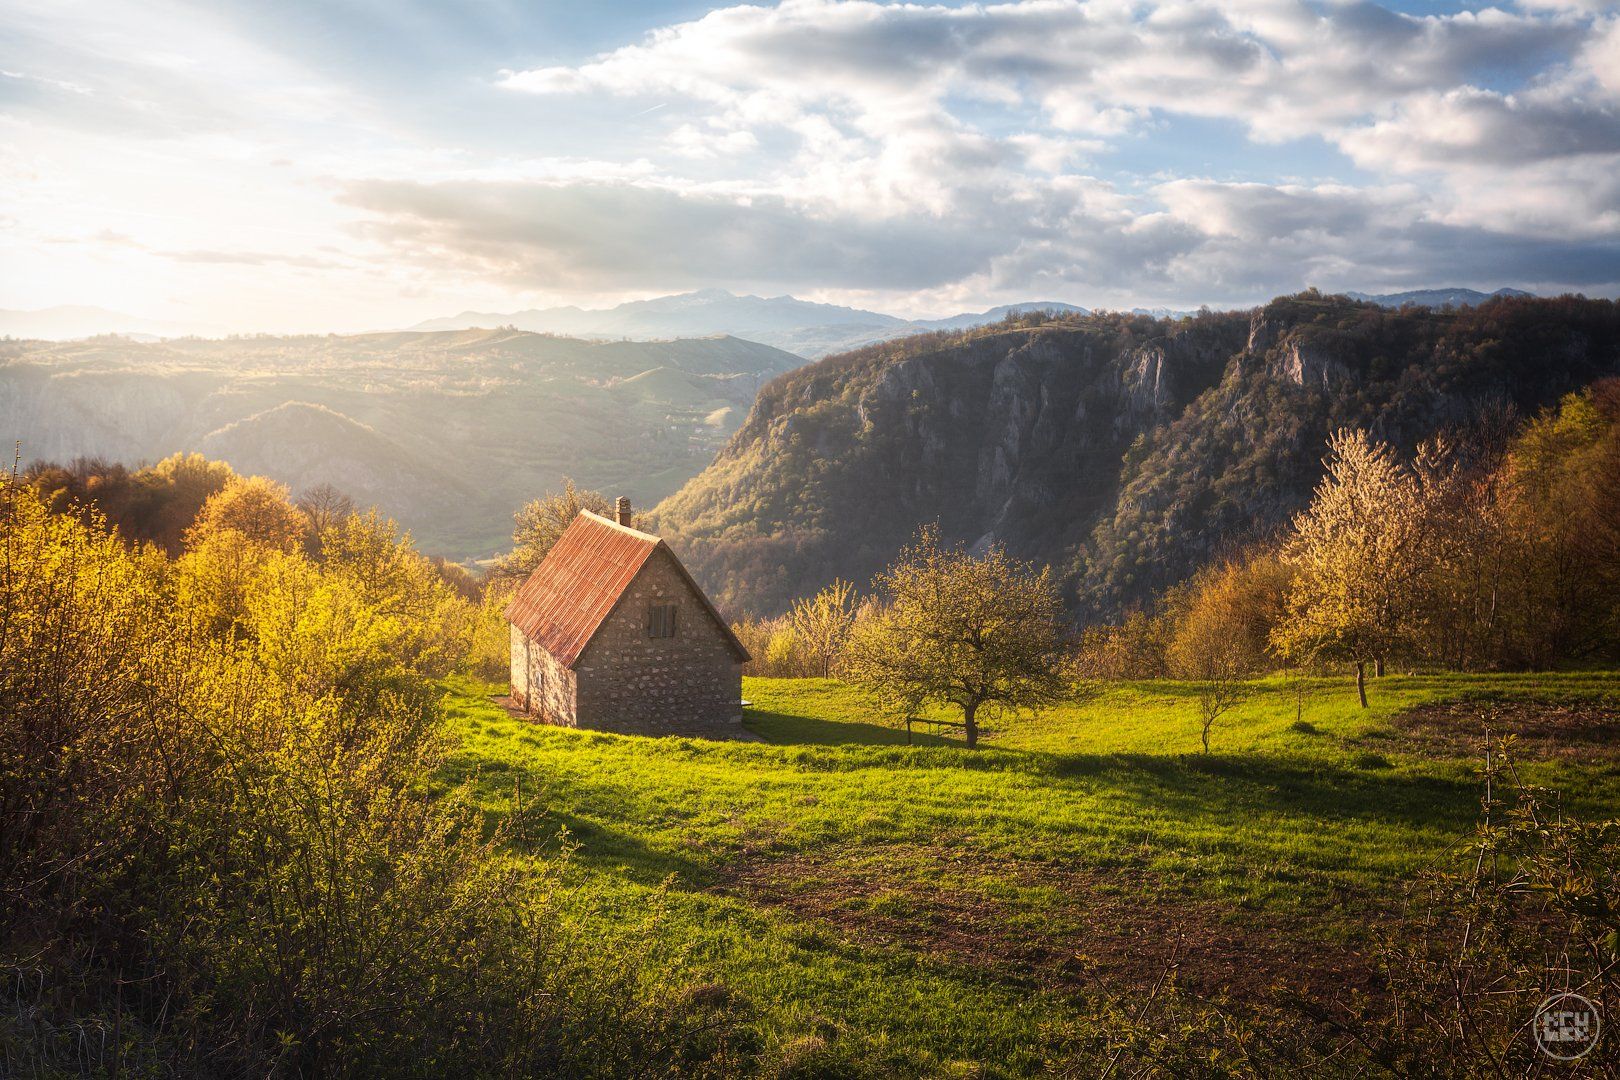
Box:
647;602;678;639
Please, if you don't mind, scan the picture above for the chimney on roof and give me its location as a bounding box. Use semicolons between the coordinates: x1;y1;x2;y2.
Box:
615;496;632;527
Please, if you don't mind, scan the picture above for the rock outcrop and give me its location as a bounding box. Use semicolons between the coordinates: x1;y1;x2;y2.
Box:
654;293;1620;619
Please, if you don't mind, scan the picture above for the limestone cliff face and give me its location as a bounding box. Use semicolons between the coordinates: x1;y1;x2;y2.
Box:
653;314;1244;614
654;294;1620;619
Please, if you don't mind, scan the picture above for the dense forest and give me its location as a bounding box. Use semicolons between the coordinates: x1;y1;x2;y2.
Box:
734;379;1620;697
651;292;1620;621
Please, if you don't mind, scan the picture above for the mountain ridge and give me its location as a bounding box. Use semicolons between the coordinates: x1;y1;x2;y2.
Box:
650;292;1620;619
1343;287;1535;308
408;290;1093;357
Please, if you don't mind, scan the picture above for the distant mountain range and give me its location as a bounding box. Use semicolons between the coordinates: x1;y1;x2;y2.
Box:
3;287;1583;578
409;290;1090;357
0;329;801;559
5;288;1541;353
408;287;1543;357
1343;287;1535;309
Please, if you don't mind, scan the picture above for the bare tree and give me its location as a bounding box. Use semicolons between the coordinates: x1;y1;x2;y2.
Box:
297;482;355;555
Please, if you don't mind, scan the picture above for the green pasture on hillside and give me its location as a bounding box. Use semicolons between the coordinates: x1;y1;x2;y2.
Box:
440;671;1620;1076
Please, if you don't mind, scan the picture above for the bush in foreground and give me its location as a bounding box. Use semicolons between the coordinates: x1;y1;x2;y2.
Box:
0;473;748;1077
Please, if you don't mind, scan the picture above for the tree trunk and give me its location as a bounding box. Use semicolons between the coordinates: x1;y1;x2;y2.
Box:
1355;661;1368;708
1374;656;1385;678
963;702;979;749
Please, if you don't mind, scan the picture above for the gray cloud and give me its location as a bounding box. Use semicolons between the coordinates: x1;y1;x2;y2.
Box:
341;173;1620;309
464;0;1620;306
343;179;1019;292
13;0;1615;323
1342;88;1620;169
500;0;1591;141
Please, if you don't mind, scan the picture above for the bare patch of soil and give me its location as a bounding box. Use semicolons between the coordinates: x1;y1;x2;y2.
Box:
1386;697;1620;762
715;844;1378;1003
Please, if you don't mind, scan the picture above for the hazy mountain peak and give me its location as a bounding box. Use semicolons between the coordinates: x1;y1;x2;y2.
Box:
406;290;1094;357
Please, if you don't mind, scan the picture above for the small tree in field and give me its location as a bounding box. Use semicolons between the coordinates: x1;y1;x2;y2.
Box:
789;578;857;677
843;527;1067;748
1273;430;1424;707
1172;566;1270;751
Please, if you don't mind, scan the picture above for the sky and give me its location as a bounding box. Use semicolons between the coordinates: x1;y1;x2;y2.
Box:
2;0;1619;333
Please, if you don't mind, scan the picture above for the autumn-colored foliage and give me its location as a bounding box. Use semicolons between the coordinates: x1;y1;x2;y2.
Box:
0;467;743;1076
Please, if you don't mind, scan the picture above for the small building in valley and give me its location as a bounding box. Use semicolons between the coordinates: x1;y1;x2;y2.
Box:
504;497;750;735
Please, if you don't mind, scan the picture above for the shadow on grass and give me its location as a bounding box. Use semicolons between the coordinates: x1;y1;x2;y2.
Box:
441;754;710;884
745;699;1479;831
744;707;926;746
1048;751;1481;831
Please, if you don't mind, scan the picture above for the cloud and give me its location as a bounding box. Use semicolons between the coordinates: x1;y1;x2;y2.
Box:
496;0;1587;142
9;0;1620;325
341;172;1620;310
1340;87;1620;169
343;178;1013;292
667;122;760;158
461;0;1620;306
1146;179;1620;293
163;248;347;269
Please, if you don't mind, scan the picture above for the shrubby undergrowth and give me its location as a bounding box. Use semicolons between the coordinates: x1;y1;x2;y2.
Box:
0;471;747;1077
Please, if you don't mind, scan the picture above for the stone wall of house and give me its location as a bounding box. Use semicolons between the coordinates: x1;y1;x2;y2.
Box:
573;548;744;735
510;623;579;726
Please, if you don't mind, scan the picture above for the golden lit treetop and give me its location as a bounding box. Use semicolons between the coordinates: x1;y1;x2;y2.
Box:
843;525;1067;748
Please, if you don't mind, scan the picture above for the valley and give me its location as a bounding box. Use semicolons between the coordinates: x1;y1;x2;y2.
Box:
0;328;802;559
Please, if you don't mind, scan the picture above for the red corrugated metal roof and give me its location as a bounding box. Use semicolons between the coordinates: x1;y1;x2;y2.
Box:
504;510;749;668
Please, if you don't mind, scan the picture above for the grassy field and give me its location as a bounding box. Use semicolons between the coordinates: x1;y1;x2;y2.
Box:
439;671;1620;1076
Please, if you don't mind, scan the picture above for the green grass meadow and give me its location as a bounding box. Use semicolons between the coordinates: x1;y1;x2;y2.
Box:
439;672;1620;1076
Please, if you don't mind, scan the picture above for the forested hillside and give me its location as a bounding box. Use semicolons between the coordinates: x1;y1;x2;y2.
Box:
652;293;1620;618
0;329;803;559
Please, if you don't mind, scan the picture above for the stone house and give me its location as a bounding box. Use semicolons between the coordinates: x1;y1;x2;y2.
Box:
504;497;750;735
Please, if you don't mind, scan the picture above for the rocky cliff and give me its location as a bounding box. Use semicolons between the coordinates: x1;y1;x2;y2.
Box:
652;293;1620;619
